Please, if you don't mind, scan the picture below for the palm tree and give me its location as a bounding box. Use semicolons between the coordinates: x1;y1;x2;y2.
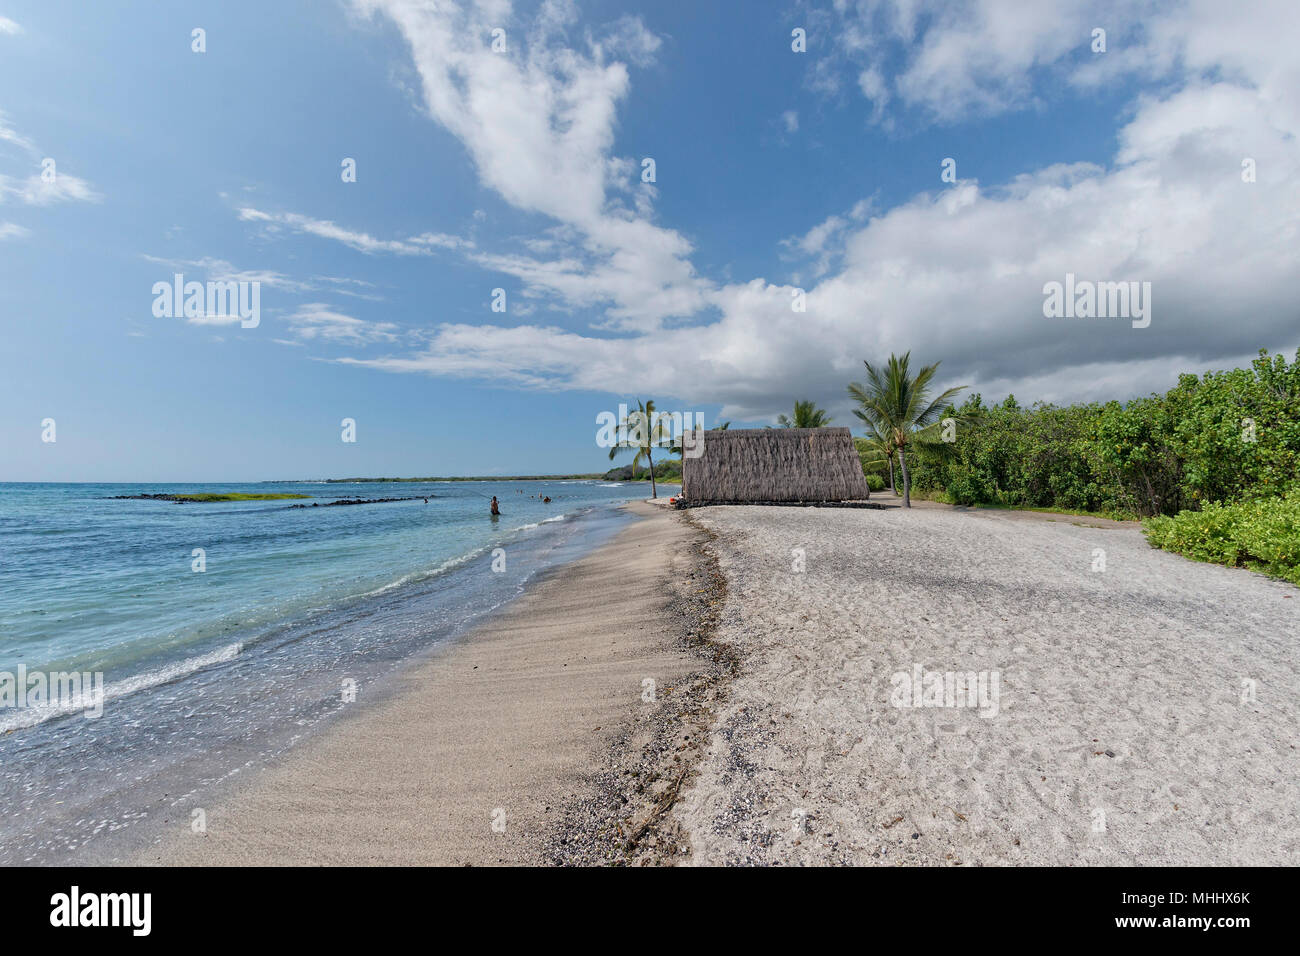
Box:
853;436;892;485
847;353;965;508
854;415;897;494
776;400;832;428
608;399;673;498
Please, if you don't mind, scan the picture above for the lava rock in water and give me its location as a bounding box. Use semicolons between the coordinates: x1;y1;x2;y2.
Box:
288;496;429;508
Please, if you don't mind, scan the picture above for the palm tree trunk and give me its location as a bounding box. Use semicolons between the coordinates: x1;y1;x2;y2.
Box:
888;456;895;495
647;448;657;498
898;449;911;508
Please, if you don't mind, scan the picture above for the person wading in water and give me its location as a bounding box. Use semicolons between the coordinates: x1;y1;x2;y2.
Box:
490;496;500;516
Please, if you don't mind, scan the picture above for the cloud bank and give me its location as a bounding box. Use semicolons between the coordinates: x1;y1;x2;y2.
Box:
326;0;1300;421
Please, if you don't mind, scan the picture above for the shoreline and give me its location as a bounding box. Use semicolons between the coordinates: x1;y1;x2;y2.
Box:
1;487;679;865
134;500;723;866
27;492;1293;867
539;507;735;864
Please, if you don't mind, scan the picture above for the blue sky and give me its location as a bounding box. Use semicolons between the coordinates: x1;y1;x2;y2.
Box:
2;0;1297;481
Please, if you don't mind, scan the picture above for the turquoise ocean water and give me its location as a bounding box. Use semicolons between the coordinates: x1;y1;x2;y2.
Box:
0;479;675;863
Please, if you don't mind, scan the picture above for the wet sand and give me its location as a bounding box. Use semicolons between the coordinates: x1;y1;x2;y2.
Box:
137;501;704;865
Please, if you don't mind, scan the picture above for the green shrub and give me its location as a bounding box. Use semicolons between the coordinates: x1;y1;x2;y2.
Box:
865;472;885;492
1092;395;1184;516
904;348;1300;518
1166;351;1300;505
1143;488;1300;586
940;473;988;506
908;394;1115;510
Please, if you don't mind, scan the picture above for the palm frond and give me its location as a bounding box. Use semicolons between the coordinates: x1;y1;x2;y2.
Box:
846;352;966;505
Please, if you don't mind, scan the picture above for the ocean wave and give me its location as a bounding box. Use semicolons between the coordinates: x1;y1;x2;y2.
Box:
0;641;243;732
2;535;506;732
357;546;487;599
1;493;619;736
511;513;567;531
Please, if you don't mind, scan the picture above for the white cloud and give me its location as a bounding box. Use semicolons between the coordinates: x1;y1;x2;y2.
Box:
0;112;35;155
781;110;799;133
314;275;378;288
0;16;21;36
141;254;316;293
818;0;1155;123
822;0;1300;132
284;303;399;344
587;13;662;67
856;67;889;124
312;274;386;301
351;0;709;330
780;200;873;281
337;0;1300;420
1;171;100;205
237;206;470;256
407;231;472;250
185;313;246;328
0;220;27;239
0;113;100;204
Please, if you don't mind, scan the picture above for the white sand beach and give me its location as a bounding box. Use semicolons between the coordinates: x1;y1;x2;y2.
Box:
675;502;1300;865
130;498;1298;866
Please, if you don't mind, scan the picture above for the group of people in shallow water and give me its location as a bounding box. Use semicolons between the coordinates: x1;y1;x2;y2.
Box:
487;491;551;516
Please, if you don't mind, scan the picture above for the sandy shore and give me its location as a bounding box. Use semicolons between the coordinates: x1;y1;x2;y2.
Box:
675;502;1300;865
133;497;1300;866
137;500;718;865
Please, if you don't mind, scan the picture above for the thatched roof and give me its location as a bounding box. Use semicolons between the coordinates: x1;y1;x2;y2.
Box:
681;427;870;503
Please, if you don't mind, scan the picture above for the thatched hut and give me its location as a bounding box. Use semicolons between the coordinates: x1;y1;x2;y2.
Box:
681;427;870;504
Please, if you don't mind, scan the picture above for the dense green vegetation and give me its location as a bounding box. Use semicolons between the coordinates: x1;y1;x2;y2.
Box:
895;349;1300;584
1143;489;1300;586
603;459;682;482
905;350;1299;514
